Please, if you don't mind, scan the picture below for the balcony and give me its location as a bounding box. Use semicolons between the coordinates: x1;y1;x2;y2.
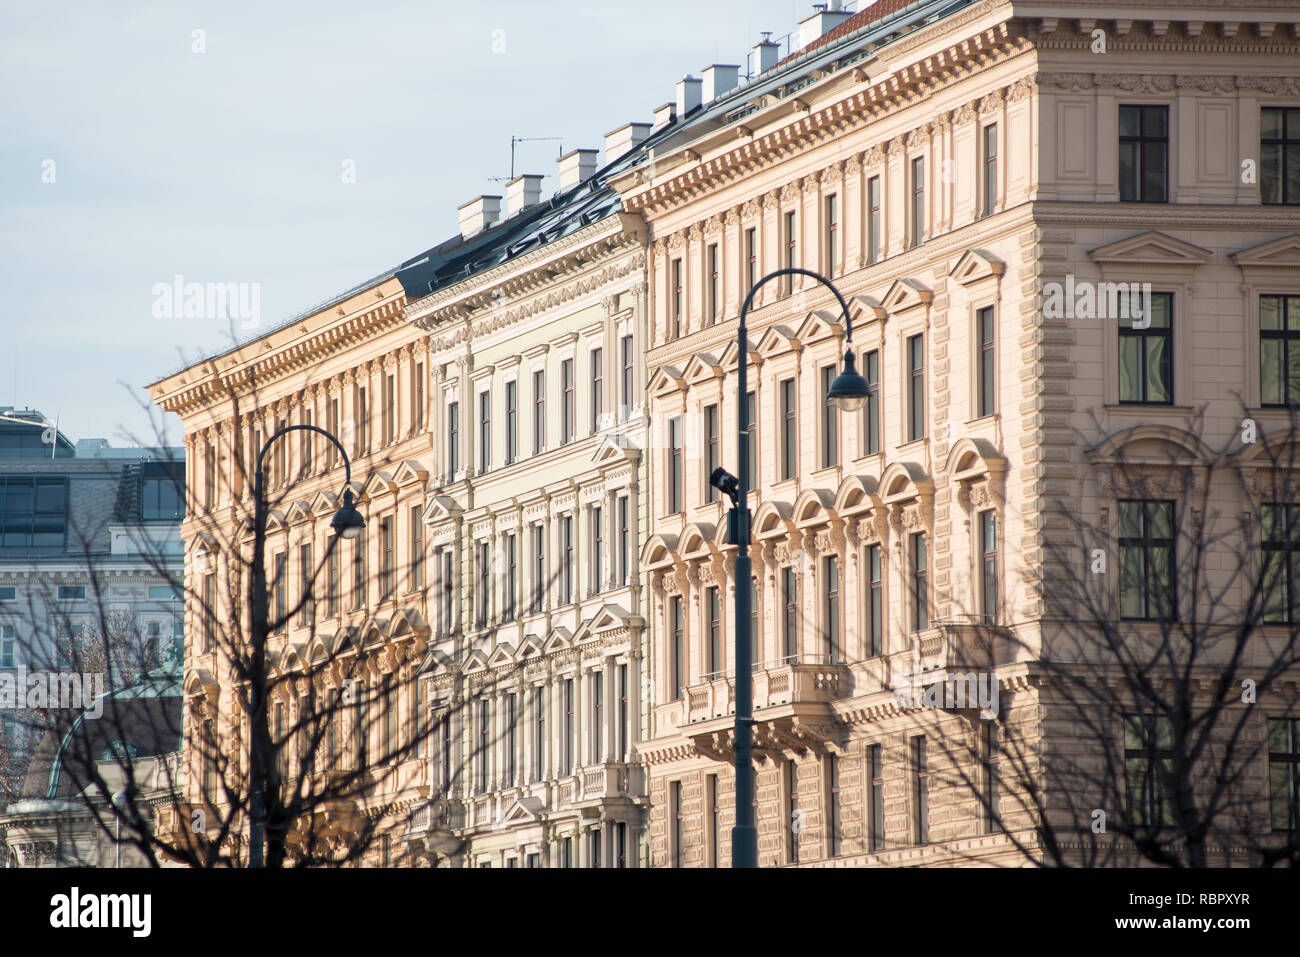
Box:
920;616;1015;671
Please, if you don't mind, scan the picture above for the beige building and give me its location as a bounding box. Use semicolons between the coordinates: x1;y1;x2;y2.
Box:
613;0;1300;867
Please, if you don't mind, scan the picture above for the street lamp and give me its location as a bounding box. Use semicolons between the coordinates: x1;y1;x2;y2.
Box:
711;267;868;868
248;425;363;868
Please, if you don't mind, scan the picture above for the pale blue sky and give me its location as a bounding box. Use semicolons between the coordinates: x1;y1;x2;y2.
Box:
0;0;818;446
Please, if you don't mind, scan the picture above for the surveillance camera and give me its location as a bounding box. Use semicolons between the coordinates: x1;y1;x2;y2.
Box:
709;467;740;504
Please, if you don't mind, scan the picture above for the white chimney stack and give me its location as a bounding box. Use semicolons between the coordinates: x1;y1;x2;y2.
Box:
702;64;741;103
753;34;780;74
798;2;852;49
676;75;702;116
557;148;599;189
604;122;652;162
505;174;543;216
652;101;677;131
457;195;501;240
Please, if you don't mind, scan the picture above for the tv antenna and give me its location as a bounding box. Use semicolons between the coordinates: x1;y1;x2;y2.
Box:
488;135;564;183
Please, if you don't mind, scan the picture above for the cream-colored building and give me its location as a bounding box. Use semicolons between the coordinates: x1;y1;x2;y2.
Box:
613;0;1300;867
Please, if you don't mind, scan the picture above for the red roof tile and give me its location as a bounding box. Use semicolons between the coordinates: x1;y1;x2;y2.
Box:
772;0;918;71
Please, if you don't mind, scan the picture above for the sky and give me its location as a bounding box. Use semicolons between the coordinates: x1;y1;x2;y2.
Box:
0;0;827;448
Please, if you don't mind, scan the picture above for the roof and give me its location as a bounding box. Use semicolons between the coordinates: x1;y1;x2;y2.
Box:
773;0;922;70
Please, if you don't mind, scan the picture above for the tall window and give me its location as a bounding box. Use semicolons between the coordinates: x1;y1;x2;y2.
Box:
910;157;925;248
913;735;929;843
868;743;884;851
784;210;797;280
704;404;720;502
617;496;630;585
1124;714;1173;826
414;361;425;431
505;379;517;464
380;516;395;602
203;442;215;506
745;227;757;294
531;524;545;613
783;566;798;659
590;670;604;763
590;348;603;434
298;542;314;627
1263;504;1300;624
1262;107;1300;205
476;540;490;627
1119;500;1176;621
706;585;722;675
617;663;629;758
409;504;423;590
787;759;799;864
325;547;339;619
980;510;998;623
563;677;575;774
911;532;928;631
823;555;840;662
533;370;546;453
504;692;517;785
561;515;574;605
827;755;843;857
590;506;603;597
202;572;217;651
590;828;602;869
271;552;287;631
357;386;368;452
780;378;797;481
1268;717;1300;832
299;408;313;479
1261;294;1300;407
706;773;720;867
982;123;998;217
141;472;183;522
824;194;839;278
867;176;881;265
504;531;517;620
745;391;757;490
384;372;396;445
440;549;454;633
863;349;879;454
668;417;683;513
984;722;1001;834
477;699;490;792
707;243;719;324
750;576;759;666
327;397;340;468
671;258;683;339
671;596;686;699
1119;104;1169;202
561;359;575;445
447;401;459;475
478;390;491;473
533;686;546;783
1119;293;1173;404
977;306;996;417
867;543;883;656
820;365;838;468
670;780;684;867
907;334;925;441
620;335;634;418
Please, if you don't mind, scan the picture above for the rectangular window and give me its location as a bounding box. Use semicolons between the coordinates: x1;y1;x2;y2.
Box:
670;780;684;867
1119;104;1169;203
531;523;545;613
1119;500;1176;621
867;543;883;657
0;624;15;668
867;176;881;265
668;416;683;513
780;378;796;481
441;549;454;633
910;157;925;247
908;334;925;441
787;758;799;864
380;516;394;603
707;243;719;324
202;572;216;651
589;828;602;868
298;542;314;627
1261;294;1300;407
982;123;998;217
1268;717;1300;831
476;699;490;793
533;686;546;783
824;194;839;279
1118;292;1173;404
561;359;575;445
745;391;757;490
707;585;722;676
671;595;686;699
505;379;517;464
352;533;366;610
620;335;635;418
533;370;546;454
828;755;842;857
783;565;798;660
617;662;629;758
911;532;928;632
980;510;998;623
618;496;630;585
590;347;603;434
977;306;996;417
327;397;340;468
505;692;517;785
913;735;929;843
409;504;424;591
823;555;840;663
820;365;838;468
745;227;758;294
750;576;759;667
478;390;491;473
57;585;86;600
300;406;314;478
706;773;720;867
671;258;683;339
1263;504;1300;624
324;545;339;619
856;349;876;456
563;677;575;775
504;531;517;620
868;743;884;851
562;515;574;605
357;385;368;452
784;210;797;285
447;401;459;475
591;506;603;597
476;540;490;627
0;476;68;548
271;552;287;631
204;443;215;505
384;372;396;445
705;404;720;502
1124;714;1174;826
984;721;1001;833
414;361;425;431
1262;107;1300;205
590;670;604;763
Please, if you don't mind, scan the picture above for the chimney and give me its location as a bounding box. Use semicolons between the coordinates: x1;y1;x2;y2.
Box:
753;33;780;74
557;148;598;190
604;122;652;162
701;64;741;103
652;101;677;131
798;2;852;49
675;75;702;116
505;174;543;216
457;195;501;240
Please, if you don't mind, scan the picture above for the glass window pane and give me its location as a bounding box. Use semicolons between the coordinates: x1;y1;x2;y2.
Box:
1146;337;1171;402
1120;549;1144;618
1262;108;1283;140
1262;340;1283;405
1119;143;1137;199
1119;106;1140;137
1150;502;1173;538
1143;105;1168;137
1119;339;1143;401
1261;296;1282;330
1261;144;1282;204
1144;143;1167;200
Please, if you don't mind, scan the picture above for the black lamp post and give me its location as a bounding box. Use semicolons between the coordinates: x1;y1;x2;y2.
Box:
248;425;363;868
708;267;868;868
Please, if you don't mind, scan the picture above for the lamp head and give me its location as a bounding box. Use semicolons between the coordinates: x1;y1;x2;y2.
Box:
330;489;366;540
826;348;870;413
709;467;740;505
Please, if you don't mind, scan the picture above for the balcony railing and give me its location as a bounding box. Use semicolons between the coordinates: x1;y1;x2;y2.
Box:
684;655;849;725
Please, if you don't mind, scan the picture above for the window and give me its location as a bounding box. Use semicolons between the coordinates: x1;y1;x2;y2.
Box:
671;258;683;339
409;504;423;591
863;349;879;454
1118;292;1173;404
868;743;884;851
383;680;397;758
1124;714;1173;826
441;549;454;632
57;585;86;600
980;510;998;623
505;380;518;464
1261;294;1300;407
590;828;602;868
505;692;517;785
823;555;840;662
745;391;757;490
590;507;603;597
671;595;686;699
1119;105;1169;202
352;681;367;771
477;699;490;792
357;386;368;452
706;585;722;675
668;417;683;513
670;780;684;867
704;404;720;502
531;524;545;613
325;547;339;619
787;758;799;864
707;243;719;324
384;372;396;445
141;471;184;522
1268;717;1300;831
504;531;517;620
0;476;67;548
867;176;881;265
749;576;759;666
447;401;459;475
533;370;546;454
533;686;546;783
984;722;1001;833
820;365;838;468
977;306;996;417
562;837;573;869
913;735;929;843
1262;107;1300;205
476;540;490;627
910;157;925;247
0;624;15;668
0;586;11;601
907;334;925;441
561;515;574;605
982;123;998;217
827;755;843;857
590;348;603;434
911;532;928;631
590;670;604;763
780;378;797;481
202;572;216;651
414;361;425;431
1119;500;1176;621
327;397;340;468
617;662;629;758
203;443;215;506
271;552;287;631
561;359;575;444
380;516;395;603
825;194;839;278
782;566;798;660
299;542;314;627
563;677;575;775
352;532;366;610
617;496;630;585
299;406;314;478
478;390;491;473
706;773;720;867
784;210;797;285
867;543;883;657
1262;504;1300;624
745;227;758;295
620;335;634;418
526;852;540;869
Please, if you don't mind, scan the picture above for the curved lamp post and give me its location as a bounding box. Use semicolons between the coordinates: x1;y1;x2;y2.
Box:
248;425;363;868
708;267;868;868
